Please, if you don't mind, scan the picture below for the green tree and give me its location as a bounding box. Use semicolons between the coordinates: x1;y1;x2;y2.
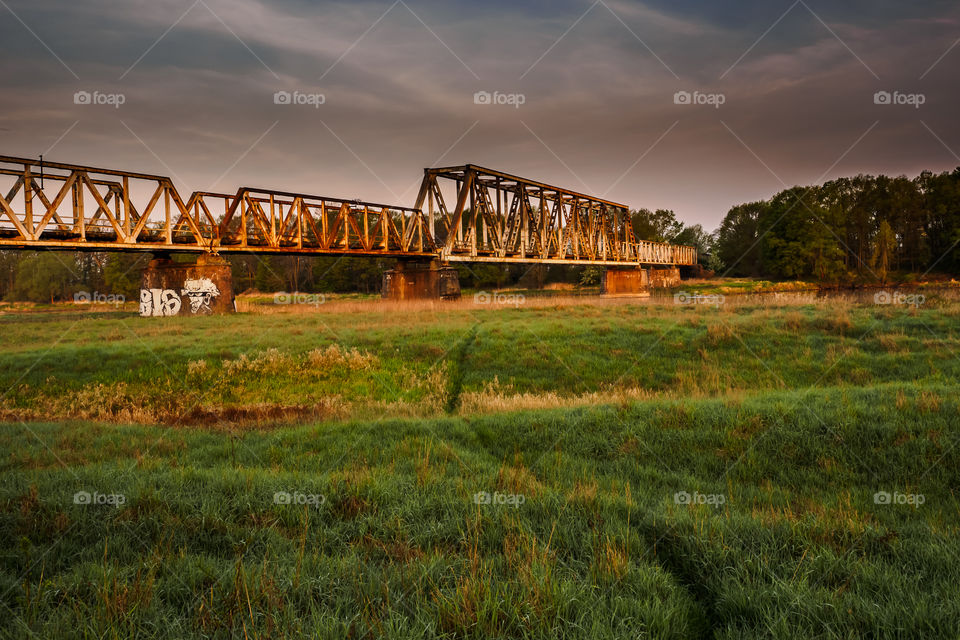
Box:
760;187;845;281
579;266;603;286
254;256;286;292
919;168;960;274
673;223;711;257
9;252;77;302
871;220;896;284
0;250;21;299
713;201;766;277
103;253;150;299
631;208;683;242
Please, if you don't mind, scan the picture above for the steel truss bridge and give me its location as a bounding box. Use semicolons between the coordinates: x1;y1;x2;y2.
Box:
0;155;696;267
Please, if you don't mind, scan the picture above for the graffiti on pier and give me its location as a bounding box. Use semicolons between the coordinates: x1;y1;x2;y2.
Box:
181;278;221;314
139;289;181;316
139;277;221;317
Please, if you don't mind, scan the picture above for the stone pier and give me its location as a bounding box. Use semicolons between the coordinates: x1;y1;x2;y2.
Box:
601;267;650;296
649;266;682;288
139;253;235;317
382;260;461;300
602;266;684;295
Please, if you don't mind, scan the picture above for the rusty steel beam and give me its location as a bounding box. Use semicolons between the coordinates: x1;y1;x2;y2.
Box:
0;155;435;258
0;154;696;266
214;187;435;257
0;154;215;252
414;164;696;266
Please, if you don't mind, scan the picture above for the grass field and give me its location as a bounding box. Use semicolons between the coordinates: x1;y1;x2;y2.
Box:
1;289;959;638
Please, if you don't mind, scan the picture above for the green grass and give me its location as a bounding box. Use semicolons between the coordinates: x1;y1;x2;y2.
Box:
1;292;959;638
2;386;959;638
1;293;959;422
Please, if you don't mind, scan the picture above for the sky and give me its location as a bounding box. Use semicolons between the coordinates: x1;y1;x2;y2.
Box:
1;0;958;230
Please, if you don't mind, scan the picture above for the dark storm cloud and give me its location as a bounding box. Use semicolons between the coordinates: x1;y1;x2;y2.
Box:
0;0;958;228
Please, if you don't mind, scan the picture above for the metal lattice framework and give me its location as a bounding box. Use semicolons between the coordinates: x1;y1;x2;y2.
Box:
0;154;695;265
415;165;696;266
0;155;214;252
213;188;435;256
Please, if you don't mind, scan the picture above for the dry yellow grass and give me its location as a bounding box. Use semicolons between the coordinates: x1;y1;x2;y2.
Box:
458;385;662;416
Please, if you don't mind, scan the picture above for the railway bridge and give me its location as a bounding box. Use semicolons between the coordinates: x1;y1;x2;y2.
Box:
0;154;696;315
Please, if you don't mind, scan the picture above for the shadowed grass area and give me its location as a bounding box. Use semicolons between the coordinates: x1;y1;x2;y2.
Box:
1;384;958;638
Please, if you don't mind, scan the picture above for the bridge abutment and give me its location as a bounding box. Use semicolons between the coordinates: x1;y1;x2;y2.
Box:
139;253;235;317
382;260;461;300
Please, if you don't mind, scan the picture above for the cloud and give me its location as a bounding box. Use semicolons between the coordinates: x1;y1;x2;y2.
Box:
0;0;958;229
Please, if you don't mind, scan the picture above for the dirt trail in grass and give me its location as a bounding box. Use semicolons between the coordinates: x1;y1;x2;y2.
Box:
444;325;478;413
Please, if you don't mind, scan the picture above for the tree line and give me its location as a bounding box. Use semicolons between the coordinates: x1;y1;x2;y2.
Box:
711;168;960;282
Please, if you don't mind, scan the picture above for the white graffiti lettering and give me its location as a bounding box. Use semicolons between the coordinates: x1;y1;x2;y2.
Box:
139;288;182;317
140;278;221;317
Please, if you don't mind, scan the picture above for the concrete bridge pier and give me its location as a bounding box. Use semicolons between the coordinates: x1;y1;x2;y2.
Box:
382;260;461;300
649;267;682;288
601;266;683;296
139;253;235;317
601;267;650;296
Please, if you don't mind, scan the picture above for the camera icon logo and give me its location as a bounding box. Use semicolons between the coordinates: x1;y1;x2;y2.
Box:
473;291;491;304
873;91;891;105
473;491;491;504
673;91;691;105
74;291;92;303
273;491;292;504
74;91;92;105
473;91;492;105
273;90;292;105
873;491;892;504
73;491;92;504
673;291;691;305
673;490;691;505
873;290;892;305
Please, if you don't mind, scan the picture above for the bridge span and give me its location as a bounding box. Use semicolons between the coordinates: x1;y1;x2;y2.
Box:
0;154;696;311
